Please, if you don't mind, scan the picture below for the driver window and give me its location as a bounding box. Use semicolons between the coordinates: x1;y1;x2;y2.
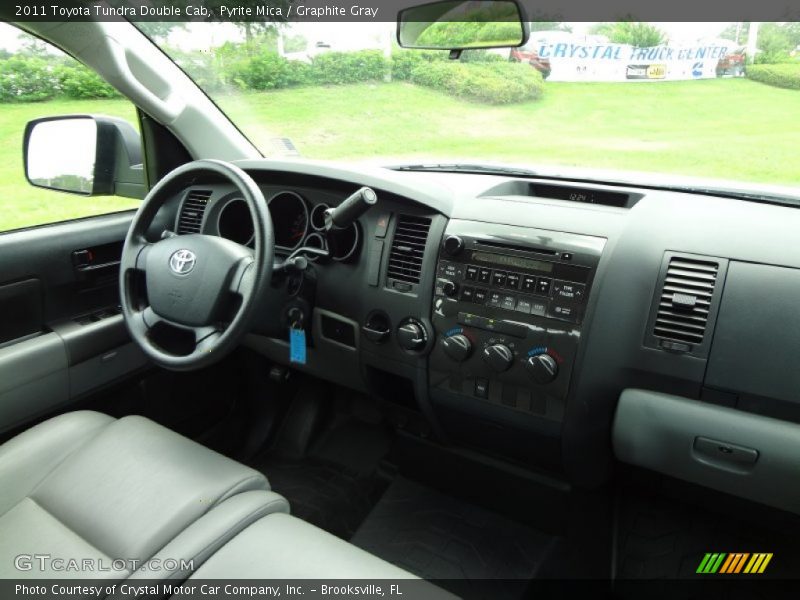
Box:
0;25;141;233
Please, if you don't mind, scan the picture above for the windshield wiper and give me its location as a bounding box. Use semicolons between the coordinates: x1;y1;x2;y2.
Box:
393;163;540;177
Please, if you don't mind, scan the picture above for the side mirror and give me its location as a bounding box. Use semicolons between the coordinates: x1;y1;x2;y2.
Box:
397;0;528;53
23;115;145;199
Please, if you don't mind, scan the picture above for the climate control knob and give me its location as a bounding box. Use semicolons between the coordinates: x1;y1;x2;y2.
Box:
526;353;558;384
397;319;427;352
482;344;514;372
442;334;472;362
443;235;464;257
442;280;459;298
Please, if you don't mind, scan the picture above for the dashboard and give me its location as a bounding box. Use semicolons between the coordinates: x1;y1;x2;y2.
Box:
160;158;800;514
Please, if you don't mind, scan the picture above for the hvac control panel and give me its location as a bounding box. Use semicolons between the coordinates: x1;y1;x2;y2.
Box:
429;220;606;422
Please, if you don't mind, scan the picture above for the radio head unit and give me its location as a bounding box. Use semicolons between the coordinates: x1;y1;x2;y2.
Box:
429;220;606;433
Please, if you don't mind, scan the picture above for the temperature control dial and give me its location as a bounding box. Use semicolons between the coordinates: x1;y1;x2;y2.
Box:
442;334;472;362
482;344;514;372
526;354;558;384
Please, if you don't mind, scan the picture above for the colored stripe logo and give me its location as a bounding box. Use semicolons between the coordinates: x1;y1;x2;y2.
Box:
696;552;773;574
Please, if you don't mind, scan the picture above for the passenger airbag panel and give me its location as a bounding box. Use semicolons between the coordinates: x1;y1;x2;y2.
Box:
706;262;800;407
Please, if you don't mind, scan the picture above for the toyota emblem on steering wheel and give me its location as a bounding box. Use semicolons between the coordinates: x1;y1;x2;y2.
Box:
169;249;196;274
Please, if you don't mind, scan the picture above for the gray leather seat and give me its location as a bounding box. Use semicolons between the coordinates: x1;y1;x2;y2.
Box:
0;411;288;580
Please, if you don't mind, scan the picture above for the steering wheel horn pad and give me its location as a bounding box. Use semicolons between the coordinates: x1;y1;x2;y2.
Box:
120;159;274;371
145;234;252;326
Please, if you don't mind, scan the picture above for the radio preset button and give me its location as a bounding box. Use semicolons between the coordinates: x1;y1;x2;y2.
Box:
478;268;492;284
465;265;479;281
521;275;537;293
505;272;521;289
536;277;552;296
492;271;507;287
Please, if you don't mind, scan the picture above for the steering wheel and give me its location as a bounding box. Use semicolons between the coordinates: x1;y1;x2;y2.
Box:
120;159;274;371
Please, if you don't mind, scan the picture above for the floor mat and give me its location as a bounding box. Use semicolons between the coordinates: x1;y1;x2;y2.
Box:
253;456;388;540
251;413;392;540
616;489;800;580
352;477;560;599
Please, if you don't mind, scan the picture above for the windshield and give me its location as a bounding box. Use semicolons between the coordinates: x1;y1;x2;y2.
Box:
142;21;800;190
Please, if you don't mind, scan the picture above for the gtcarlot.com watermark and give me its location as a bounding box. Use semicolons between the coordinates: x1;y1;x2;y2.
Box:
14;554;194;573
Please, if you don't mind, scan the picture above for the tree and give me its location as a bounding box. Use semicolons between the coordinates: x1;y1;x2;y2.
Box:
529;22;572;33
17;33;49;57
590;22;667;47
283;34;308;54
721;23;748;45
722;23;800;62
755;24;793;63
137;22;186;42
203;0;289;45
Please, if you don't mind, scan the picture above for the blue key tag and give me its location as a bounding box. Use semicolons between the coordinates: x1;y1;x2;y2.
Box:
289;326;307;364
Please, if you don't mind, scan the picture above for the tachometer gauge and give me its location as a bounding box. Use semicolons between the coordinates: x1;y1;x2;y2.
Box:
268;191;309;249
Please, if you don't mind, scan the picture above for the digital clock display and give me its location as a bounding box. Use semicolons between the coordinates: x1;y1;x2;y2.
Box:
530;183;629;207
472;251;553;273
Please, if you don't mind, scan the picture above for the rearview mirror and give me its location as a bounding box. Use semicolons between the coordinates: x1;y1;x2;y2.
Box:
397;0;527;51
24;115;145;199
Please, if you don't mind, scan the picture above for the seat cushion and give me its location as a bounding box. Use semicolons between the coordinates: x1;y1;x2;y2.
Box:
0;410;114;516
0;411;288;579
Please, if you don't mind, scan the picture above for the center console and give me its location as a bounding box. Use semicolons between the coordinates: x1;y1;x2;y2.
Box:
429;220;606;453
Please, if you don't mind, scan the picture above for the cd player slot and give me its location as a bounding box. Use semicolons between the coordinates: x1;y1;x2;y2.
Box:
474;240;558;257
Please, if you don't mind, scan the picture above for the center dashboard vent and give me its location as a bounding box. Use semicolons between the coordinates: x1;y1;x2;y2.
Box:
176;189;212;234
651;255;721;352
387;214;432;285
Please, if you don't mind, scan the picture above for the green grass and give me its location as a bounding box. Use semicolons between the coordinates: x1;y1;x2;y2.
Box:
2;78;798;232
216;79;800;186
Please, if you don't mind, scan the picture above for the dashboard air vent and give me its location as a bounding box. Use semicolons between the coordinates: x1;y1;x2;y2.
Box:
177;189;212;234
387;214;432;285
653;256;719;346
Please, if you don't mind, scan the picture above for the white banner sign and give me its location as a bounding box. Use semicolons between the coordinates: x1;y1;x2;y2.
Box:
529;38;735;82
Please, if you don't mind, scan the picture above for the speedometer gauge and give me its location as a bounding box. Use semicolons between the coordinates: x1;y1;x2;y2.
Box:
268;191;308;249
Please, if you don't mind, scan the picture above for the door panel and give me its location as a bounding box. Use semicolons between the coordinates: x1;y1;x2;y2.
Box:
0;278;43;344
0;212;149;433
0;333;69;432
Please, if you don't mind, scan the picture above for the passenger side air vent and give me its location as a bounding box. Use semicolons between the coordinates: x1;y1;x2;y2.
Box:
176;189;212;234
651;256;720;351
386;214;432;285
